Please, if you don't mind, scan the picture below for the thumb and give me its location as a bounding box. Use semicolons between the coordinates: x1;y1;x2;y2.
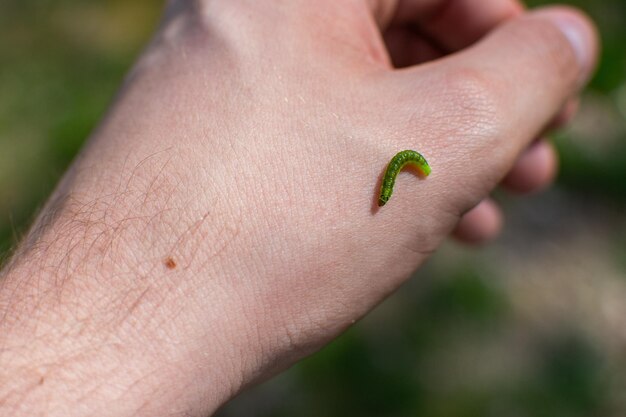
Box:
391;6;598;203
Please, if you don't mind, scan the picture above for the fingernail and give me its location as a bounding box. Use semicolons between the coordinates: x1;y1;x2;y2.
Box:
543;11;596;85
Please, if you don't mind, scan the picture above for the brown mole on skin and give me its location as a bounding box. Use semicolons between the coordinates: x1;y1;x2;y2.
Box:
164;257;177;270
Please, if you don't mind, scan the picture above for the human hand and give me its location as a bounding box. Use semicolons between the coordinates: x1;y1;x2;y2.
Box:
0;0;598;416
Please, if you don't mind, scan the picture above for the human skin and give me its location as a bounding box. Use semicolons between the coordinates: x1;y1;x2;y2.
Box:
0;0;598;416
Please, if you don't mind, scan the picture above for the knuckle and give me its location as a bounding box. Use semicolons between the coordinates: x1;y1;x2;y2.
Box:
436;67;504;140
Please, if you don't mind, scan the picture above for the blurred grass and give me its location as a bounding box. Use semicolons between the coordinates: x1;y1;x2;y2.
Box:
1;0;625;416
0;0;162;257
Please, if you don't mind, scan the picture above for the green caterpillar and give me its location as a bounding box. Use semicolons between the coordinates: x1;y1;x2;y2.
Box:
378;150;431;207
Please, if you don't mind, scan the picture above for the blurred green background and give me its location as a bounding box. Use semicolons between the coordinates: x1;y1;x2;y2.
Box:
1;1;625;416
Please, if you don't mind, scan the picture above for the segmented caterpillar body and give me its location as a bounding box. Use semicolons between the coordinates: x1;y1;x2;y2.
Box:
378;150;431;207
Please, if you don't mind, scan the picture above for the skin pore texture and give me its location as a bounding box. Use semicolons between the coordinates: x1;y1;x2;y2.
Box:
0;0;598;416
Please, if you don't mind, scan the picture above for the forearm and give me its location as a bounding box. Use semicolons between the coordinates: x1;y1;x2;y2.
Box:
0;60;258;413
0;164;243;416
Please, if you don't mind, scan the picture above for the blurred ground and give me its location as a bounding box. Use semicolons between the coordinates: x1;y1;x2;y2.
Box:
1;1;625;416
